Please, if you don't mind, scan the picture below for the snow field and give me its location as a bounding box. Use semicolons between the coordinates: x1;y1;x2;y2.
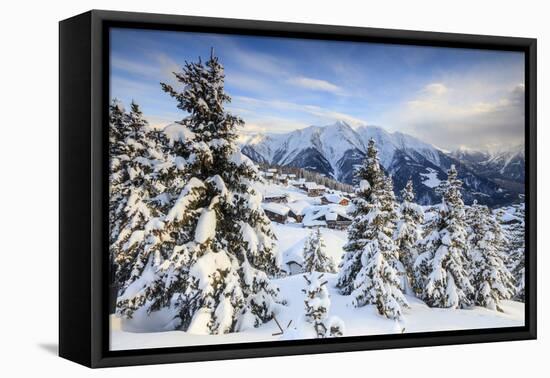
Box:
111;219;524;350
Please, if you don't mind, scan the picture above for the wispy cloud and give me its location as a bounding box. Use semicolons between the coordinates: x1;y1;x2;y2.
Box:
232;96;366;130
228;45;292;77
422;82;448;96
287;76;345;95
225;72;275;94
111;52;181;86
110;29;525;150
111;56;159;78
238;116;309;134
301;105;366;126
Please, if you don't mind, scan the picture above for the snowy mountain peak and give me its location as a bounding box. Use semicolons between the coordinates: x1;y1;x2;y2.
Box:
239;122;442;179
238;122;523;207
330;120;356;130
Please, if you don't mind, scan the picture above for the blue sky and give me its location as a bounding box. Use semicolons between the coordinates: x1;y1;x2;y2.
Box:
110;28;525;150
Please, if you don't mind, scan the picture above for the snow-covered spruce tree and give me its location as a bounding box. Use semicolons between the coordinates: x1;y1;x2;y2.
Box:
414;165;474;309
302;228;336;273
118;52;282;335
336;139;407;319
302;274;344;338
109;99;127;246
381;175;399;231
114;126;199;296
394;180;424;293
380;175;404;283
108;100;127;292
109;101;162;288
503;203;526;301
336;138;383;294
466;202;515;311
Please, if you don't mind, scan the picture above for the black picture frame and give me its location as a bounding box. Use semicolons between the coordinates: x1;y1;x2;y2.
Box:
59;9;537;368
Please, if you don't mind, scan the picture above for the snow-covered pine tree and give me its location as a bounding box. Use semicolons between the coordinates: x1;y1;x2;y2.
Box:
380;175;405;282
336;139;407;319
336;139;383;294
109;101;161;288
414;165;474;309
114;124;199;298
302;273;330;338
394;179;424;293
302;274;344;338
302;228;336;273
118;51;282;335
109;99;127;246
466;201;515;311
381;175;399;230
503;203;526;301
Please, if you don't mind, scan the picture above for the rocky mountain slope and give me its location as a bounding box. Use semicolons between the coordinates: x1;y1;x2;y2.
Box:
237;121;524;207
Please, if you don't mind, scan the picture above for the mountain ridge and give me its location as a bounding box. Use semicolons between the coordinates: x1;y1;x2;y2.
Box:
236;121;524;207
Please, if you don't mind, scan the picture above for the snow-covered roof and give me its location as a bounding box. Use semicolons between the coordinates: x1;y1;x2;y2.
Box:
261;202;290;216
302;205;352;226
267;168;278;173
264;193;287;199
304;182;320;190
287;200;312;216
290;178;306;185
323;193;349;204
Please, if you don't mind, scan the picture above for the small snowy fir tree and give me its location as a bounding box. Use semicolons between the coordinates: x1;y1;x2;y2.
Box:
466;201;515;311
394;180;424;293
414;165;474;309
336;139;407;319
302;228;336;273
503;203;525;301
302;274;344;338
117;51;282;335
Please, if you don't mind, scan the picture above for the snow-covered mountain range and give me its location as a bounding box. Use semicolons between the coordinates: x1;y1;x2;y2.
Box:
237;121;524;207
450;144;525;193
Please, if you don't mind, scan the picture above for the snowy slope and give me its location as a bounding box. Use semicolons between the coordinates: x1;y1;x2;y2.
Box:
111;181;525;351
111;284;524;350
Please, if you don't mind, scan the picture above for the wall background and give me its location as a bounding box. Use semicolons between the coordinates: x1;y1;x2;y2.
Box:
0;0;545;376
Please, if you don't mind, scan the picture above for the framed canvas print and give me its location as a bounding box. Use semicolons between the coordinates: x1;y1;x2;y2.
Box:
59;10;536;368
